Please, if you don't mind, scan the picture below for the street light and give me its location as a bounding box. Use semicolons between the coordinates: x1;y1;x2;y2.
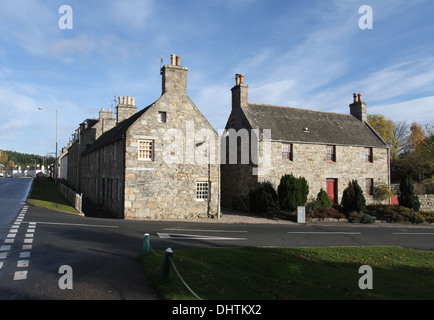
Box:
38;106;58;180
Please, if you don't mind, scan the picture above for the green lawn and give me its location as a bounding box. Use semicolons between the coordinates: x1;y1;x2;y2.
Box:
28;177;78;214
140;246;434;300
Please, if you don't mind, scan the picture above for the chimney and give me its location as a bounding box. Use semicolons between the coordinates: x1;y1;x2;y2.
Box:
116;95;137;124
231;74;248;111
161;54;188;95
99;108;116;134
349;92;367;122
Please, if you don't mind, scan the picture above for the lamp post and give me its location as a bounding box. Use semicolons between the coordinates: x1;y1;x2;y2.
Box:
38;107;58;180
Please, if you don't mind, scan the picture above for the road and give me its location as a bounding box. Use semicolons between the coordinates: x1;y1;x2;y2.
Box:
0;178;433;300
0;178;33;237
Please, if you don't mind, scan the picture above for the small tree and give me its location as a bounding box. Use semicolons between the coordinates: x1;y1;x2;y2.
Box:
373;181;393;203
317;188;333;209
398;175;420;211
341;180;366;213
277;174;309;211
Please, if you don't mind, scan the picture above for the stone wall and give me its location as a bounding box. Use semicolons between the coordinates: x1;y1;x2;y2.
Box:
81;139;125;218
418;194;434;212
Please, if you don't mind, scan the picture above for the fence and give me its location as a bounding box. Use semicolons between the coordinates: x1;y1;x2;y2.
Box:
58;182;83;214
143;234;203;300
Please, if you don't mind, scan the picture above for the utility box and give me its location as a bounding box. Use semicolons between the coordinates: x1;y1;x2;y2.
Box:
297;206;306;223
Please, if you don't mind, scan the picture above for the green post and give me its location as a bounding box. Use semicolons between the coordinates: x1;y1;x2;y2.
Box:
162;248;173;277
142;233;150;256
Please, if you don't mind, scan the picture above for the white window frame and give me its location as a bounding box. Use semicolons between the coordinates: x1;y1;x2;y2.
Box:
196;182;210;201
138;140;154;161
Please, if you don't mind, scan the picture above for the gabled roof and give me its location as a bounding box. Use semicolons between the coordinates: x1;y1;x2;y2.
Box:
242;103;387;148
82;103;153;155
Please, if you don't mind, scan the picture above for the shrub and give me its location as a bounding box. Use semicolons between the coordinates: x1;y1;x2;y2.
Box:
359;212;376;224
277;174;309;211
398;175;421;212
347;211;360;223
341;180;366;213
249;182;279;216
317;188;333;209
373;181;393;203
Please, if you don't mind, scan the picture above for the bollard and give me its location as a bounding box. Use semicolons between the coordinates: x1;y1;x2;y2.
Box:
142;233;150;256
162;248;173;277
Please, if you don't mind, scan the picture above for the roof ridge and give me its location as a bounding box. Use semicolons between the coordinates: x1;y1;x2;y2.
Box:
247;102;352;118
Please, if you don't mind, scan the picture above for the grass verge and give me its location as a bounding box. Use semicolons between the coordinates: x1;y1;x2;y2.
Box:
140;246;433;300
28;177;78;214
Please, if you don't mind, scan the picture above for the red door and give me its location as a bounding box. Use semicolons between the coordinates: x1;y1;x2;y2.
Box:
326;179;337;204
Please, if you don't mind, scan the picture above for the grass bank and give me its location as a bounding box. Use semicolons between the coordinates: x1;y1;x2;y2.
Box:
140;246;433;300
28;176;78;214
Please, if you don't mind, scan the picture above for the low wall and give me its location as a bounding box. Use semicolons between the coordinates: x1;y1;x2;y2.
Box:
58;182;83;214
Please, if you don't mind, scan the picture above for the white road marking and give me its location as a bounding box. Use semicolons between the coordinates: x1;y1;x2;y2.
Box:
30;221;118;228
392;233;434;235
13;271;27;280
17;260;29;268
157;232;247;240
287;232;361;234
164;228;247;233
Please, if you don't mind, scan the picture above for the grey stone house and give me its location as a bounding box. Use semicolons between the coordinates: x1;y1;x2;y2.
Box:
80;55;220;219
221;74;390;210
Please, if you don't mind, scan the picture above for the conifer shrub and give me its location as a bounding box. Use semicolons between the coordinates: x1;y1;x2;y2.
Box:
341;180;366;213
277;174;309;211
398;175;421;212
317;188;333;209
249;181;279;216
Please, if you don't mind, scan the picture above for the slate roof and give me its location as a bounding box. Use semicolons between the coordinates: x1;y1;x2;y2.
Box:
242;103;387;148
82;103;153;156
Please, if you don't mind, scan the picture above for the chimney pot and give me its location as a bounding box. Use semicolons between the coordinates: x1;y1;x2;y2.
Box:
171;54;176;65
235;74;240;85
353;93;357;103
118;96;122;104
357;93;362;102
240;74;244;85
123;96;127;104
176;56;180;66
131;98;135;106
127;96;131;105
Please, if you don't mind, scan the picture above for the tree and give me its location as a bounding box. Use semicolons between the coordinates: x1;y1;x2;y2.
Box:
368;114;399;159
249;182;279;215
398;175;420;212
277;174;309;211
341;180;366;213
317;188;333;209
0;151;8;165
408;122;425;152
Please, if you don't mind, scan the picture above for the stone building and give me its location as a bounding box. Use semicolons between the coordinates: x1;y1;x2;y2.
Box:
221;74;390;210
80;55;220;219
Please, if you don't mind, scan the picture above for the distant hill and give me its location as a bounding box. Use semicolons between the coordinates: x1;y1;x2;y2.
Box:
0;150;55;167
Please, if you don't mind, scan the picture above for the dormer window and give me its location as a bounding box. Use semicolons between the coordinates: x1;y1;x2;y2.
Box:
158;111;167;123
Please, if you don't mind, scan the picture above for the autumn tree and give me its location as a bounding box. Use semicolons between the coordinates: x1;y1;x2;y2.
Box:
407;122;425;152
368;114;399;159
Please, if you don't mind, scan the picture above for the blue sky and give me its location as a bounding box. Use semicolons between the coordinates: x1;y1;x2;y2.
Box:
0;0;433;156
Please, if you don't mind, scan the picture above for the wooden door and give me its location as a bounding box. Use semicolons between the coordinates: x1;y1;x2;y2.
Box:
326;179;337;204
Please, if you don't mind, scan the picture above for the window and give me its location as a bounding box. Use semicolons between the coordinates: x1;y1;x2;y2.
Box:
365;178;374;195
282;143;293;161
365;147;373;163
196;182;210;201
138;140;154;160
326;145;336;162
158;111;167;123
